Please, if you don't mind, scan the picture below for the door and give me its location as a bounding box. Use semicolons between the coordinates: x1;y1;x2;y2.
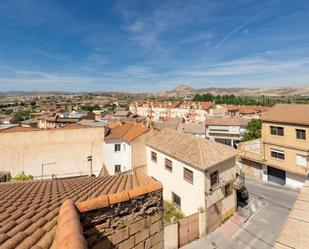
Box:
178;213;199;247
268;166;286;185
206;201;222;234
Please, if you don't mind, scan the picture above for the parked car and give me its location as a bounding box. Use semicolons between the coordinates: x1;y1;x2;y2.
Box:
237;186;249;204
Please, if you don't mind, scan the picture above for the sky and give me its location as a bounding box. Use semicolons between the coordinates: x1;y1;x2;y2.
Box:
0;0;309;92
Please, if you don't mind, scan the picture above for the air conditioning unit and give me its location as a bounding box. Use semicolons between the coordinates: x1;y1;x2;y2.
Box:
220;179;227;188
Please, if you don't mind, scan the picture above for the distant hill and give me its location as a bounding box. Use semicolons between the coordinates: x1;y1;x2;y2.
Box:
163;85;309;97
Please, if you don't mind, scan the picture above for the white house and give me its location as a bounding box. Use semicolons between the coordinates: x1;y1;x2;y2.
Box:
146;128;238;233
205;118;250;148
103;122;154;175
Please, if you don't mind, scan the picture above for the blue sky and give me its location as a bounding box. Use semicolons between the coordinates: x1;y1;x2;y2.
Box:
0;0;309;92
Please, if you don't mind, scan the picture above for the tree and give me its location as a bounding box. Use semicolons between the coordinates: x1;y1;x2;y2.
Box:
10;110;31;124
242;119;262;141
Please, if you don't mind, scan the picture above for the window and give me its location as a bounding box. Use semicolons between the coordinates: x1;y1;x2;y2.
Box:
271;149;285;160
225;183;232;197
151;151;157;163
165;158;173;172
115;165;121;174
210;170;219;187
172;192;181;208
114;144;121;152
183;168;193;184
296;154;307;167
296;129;306;140
270;126;284;136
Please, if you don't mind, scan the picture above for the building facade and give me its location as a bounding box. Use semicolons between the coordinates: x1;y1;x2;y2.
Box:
103;122;154;175
261;104;309;189
205;118;249;148
0;125;105;178
146;128;237;233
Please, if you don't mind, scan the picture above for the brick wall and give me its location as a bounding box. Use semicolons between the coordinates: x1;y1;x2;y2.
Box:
80;190;164;249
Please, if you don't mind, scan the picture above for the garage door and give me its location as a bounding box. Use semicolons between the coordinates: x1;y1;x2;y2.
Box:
268;166;286;185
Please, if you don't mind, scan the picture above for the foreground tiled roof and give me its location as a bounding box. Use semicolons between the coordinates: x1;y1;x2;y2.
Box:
274;180;309;249
105;122;149;143
261;104;309;126
205;118;250;126
0;172;161;249
147;128;238;171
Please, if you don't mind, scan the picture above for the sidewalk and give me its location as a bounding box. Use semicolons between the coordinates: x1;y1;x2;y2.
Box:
181;214;245;249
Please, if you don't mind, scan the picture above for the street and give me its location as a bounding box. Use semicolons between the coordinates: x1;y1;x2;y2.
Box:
182;178;299;249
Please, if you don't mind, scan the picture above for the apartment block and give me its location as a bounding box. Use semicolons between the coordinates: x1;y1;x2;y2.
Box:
261;104;309;188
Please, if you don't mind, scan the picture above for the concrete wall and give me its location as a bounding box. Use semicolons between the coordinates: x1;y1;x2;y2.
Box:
131;129;157;169
286;172;305;189
147;146;206;216
0;127;105;178
205;157;237;219
164;222;178;249
81;190;164;249
103;139;131;175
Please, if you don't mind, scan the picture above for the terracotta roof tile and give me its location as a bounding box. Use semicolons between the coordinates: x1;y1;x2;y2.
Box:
261;104;309;126
147;128;238;171
105;122;149;143
0;171;162;248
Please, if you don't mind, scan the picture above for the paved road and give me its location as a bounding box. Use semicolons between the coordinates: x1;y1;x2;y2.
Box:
182;178;299;249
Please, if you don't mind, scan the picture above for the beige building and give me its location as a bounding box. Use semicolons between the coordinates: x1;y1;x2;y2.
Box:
0;125;105;179
261;104;309;188
237;139;264;181
147;128;238;233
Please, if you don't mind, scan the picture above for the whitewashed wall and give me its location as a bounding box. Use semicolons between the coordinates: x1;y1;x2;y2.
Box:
146;146;206;216
103;139;132;175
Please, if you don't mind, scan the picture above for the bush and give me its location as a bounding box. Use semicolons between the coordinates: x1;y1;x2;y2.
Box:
12;171;33;181
164;201;184;223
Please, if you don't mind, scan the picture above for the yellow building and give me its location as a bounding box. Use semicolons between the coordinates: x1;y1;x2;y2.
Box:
261;104;309;188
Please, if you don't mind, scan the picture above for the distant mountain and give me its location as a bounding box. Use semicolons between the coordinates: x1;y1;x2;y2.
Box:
163;85;309;97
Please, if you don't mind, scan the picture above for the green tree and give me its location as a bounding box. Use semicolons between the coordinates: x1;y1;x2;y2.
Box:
11;110;31;124
242;119;262;141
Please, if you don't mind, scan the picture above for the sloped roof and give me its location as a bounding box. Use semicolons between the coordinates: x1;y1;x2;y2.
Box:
261;104;309;126
0;172;161;249
105;122;149;143
147;128;238;171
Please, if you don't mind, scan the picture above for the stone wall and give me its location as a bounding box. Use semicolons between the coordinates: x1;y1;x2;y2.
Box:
81;190;164;249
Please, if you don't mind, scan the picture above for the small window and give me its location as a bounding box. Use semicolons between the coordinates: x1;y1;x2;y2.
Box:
296;129;306;140
296;154;307;167
183;168;193;184
270;126;284;136
151;151;157;163
210;170;219;187
115;165;121;174
165;158;173;172
225;183;232;197
271;149;285;160
172;192;181;208
114;144;121;152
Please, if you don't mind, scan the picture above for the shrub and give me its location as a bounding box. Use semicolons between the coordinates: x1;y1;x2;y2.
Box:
164;201;184;223
12;171;33;181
